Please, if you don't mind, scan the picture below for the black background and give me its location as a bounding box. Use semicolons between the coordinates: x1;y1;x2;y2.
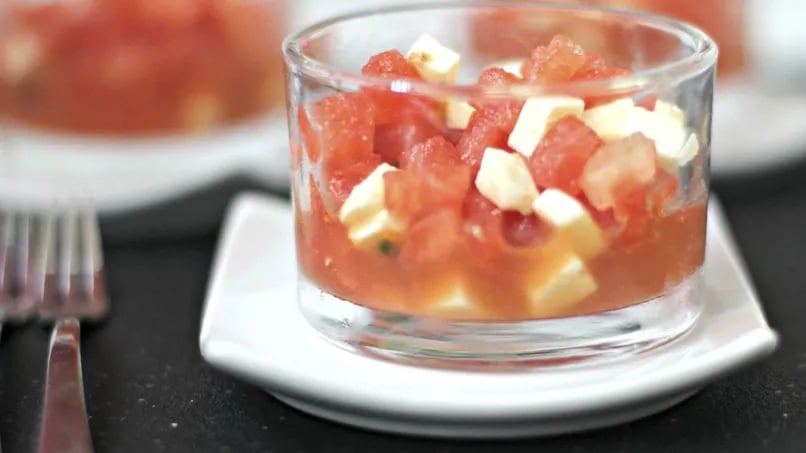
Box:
1;164;805;452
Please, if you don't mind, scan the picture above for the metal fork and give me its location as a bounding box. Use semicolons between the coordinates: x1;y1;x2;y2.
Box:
0;210;39;453
35;209;109;453
0;210;39;327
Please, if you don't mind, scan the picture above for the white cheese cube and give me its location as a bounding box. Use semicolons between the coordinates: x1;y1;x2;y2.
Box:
406;33;461;83
580;98;636;141
657;132;700;173
346;209;405;249
445;98;476;130
428;284;482;318
507;96;585;157
475;147;539;215
622;108;688;172
530;256;597;317
532;189;606;259
654;100;686;125
338;163;397;226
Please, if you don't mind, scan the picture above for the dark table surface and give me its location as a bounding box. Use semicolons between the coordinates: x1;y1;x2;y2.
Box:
1;165;806;453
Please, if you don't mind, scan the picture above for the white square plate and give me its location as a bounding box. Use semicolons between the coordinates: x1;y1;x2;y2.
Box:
199;193;778;439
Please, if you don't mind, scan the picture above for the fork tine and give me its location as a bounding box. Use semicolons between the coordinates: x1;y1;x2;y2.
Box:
79;209;105;302
0;211;13;297
0;209;37;321
29;213;53;306
14;212;30;296
57;210;78;300
39;209;107;322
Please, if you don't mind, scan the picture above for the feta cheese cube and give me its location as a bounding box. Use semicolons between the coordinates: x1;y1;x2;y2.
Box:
346;209;405;250
446;98;476;129
507;96;585;157
428;284;482;318
406;33;460;83
622;108;688;172
657;132;700;173
532;189;606;259
338;163;406;249
339;163;397;226
580;98;636;141
654;100;686;125
475;147;539;215
582;98;694;172
529;255;597;317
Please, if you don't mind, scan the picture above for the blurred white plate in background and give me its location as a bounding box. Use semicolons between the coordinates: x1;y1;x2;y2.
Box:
0;113;290;214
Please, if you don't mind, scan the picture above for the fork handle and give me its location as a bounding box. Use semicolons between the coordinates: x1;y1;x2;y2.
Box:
37;318;94;453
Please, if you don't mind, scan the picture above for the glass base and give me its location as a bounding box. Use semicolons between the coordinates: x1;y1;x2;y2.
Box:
299;273;703;367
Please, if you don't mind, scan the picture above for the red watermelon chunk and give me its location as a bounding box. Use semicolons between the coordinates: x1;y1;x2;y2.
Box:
325;153;382;212
501;211;551;247
385;136;470;224
521;35;586;83
572;53;634;107
360;49;438;125
400;208;463;265
470;67;524;131
572;54;633;81
456;113;509;172
362;50;422;79
478;67;522;86
462;189;504;248
528;116;604;195
458;68;526;172
304;92;376;177
373;115;443;167
580;132;658;213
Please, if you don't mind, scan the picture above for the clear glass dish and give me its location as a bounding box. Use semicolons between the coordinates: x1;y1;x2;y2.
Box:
283;1;716;365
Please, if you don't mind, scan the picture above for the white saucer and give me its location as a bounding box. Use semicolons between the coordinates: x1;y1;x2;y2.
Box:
199;193;778;438
0;114;290;215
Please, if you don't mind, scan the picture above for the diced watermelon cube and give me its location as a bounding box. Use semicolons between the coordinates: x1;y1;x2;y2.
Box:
304;92;376;177
470;67;524;132
572;54;633;81
385;136;470;224
362;50;422;79
501;211;551;247
572;53;634;107
400;208;463;265
456;113;510;172
373;115;443;167
528;116;604;195
461;188;505;252
636;95;659;111
477;67;521;86
325;153;382;212
521;35;586;83
580;132;658;212
360;49;437;125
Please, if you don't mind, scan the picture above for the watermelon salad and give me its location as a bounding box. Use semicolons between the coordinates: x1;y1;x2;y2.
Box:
292;34;707;321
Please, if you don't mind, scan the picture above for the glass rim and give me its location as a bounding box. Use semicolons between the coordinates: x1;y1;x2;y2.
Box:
282;0;718;98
